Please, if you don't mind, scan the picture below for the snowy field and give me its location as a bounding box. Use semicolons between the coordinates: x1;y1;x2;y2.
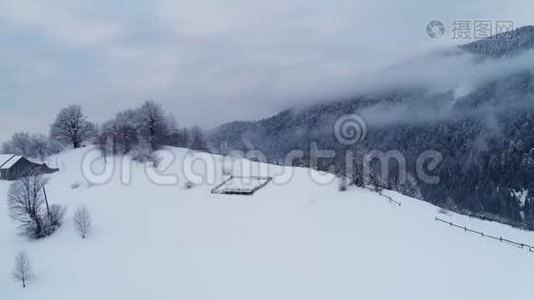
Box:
1;147;534;300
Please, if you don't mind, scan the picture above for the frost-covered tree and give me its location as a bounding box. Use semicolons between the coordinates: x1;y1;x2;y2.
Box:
2;132;32;156
95;123;110;163
73;205;92;239
164;113;184;147
29;134;52;161
50;105;95;148
12;250;34;288
114;110;139;154
175;128;190;148
189;126;207;151
135;101;168;150
2;132;60;160
97;110;140;156
94;101;206;159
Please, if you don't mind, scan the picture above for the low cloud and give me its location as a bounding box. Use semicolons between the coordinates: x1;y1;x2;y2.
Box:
351;48;534;127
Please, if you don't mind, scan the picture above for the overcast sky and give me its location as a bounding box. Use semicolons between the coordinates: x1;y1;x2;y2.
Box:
1;0;533;142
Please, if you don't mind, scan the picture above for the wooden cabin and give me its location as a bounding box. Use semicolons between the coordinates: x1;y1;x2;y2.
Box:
0;154;59;180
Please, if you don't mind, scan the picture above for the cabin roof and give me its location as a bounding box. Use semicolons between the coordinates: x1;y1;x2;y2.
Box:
0;155;23;170
0;155;15;168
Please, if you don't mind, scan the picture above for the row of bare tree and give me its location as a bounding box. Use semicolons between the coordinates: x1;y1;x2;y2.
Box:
11;205;91;288
95;100;208;162
2;101;210;163
8;172;92;288
7;173;92;238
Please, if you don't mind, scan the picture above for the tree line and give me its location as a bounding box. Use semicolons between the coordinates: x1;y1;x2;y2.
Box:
1;100;209;161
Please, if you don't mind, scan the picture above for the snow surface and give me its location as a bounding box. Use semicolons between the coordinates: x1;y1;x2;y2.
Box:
1;147;534;300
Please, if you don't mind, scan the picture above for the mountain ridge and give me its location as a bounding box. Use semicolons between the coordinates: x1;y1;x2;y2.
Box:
209;26;534;228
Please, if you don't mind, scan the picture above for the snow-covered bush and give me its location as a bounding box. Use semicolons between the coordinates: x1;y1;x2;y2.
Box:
46;204;66;230
438;208;450;215
184;180;194;190
131;139;157;164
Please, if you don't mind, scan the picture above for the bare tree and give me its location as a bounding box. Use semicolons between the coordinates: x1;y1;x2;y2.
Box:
8;174;64;238
8;175;47;238
12;250;34;288
73;205;92;239
50;105;95;148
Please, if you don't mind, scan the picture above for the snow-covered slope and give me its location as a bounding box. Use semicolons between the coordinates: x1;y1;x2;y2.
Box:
1;147;533;300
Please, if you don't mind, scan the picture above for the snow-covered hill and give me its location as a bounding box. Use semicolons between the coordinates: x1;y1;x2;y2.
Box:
1;147;533;300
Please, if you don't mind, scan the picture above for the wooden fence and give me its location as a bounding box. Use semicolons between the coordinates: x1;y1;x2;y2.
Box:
360;186;532;252
363;186;402;207
435;217;534;252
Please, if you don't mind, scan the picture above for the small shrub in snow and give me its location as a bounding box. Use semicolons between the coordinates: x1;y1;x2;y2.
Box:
131;139;156;164
12;250;34;288
338;178;348;192
73;205;92;239
184;180;194;190
373;184;384;193
438;208;450;215
71;182;81;189
46;204;66;231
